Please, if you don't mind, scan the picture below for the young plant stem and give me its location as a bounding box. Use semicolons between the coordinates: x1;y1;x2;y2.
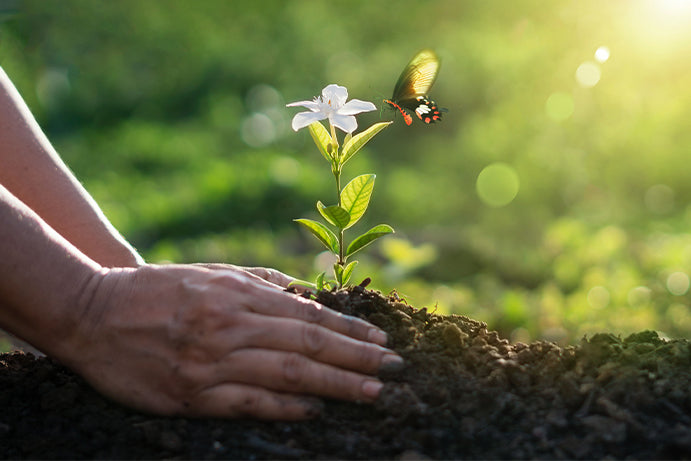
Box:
329;122;346;281
332;165;346;270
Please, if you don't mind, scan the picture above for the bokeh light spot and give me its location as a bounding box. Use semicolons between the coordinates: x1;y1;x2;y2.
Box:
667;271;690;296
545;92;574;121
587;286;610;310
644;184;675;214
36;68;71;109
245;84;282;111
575;61;601;88
269;156;300;186
594;46;610;63
314;250;337;273
666;303;691;331
241;113;275;147
476;163;520;207
627;286;651;307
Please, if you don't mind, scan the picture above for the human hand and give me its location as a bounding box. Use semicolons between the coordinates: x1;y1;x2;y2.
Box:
64;264;401;420
193;263;298;290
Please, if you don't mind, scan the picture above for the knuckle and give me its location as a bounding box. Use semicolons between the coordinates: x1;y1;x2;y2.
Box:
301;323;327;356
343;314;373;340
211;272;254;294
298;300;325;324
357;344;381;371
229;392;262;417
281;352;309;386
342;314;361;337
171;362;198;388
168;362;206;404
256;267;273;279
170;280;245;352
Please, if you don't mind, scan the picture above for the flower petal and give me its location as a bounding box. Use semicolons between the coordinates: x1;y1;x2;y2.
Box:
322;84;348;109
339;99;377;115
286;99;320;110
329;113;358;133
291;111;327;131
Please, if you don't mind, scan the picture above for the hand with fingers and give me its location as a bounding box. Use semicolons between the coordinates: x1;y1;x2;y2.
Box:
66;264;403;420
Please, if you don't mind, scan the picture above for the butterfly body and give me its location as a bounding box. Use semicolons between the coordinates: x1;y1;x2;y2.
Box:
384;49;443;125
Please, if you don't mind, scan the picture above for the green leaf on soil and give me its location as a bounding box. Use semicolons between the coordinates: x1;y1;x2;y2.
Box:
288;278;316;290
341;260;358;286
315;271;325;290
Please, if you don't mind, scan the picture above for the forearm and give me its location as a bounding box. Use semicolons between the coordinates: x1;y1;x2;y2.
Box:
0;67;142;267
0;184;102;358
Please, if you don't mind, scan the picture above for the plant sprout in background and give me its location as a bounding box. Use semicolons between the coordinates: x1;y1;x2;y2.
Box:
287;84;393;289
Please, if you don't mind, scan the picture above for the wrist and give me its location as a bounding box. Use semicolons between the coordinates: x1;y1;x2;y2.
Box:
0;185;104;358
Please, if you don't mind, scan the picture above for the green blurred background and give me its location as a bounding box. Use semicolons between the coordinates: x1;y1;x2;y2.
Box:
1;0;690;345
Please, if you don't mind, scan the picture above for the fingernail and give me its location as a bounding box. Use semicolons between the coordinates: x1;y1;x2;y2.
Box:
379;353;405;373
368;328;388;346
362;379;384;400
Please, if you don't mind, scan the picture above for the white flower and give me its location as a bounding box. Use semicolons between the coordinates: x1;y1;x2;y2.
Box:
286;84;376;133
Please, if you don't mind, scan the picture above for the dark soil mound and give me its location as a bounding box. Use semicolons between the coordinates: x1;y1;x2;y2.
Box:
1;286;690;459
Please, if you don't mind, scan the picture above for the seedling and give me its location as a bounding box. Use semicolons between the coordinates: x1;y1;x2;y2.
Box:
287;84;393;288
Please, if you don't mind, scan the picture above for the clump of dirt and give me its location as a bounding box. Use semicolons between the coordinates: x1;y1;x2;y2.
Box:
1;286;690;459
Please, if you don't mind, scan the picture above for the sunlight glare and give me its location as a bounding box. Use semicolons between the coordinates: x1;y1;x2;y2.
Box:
594;46;610;63
627;0;691;51
653;0;691;18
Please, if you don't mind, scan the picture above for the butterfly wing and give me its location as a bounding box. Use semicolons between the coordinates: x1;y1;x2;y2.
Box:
391;49;440;102
411;96;443;124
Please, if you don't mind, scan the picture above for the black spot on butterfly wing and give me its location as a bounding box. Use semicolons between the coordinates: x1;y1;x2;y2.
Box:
384;49;444;125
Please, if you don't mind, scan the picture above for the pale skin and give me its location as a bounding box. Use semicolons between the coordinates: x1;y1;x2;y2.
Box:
0;67;403;419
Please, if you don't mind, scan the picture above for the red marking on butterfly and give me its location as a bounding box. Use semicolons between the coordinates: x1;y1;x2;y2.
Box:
384;49;445;126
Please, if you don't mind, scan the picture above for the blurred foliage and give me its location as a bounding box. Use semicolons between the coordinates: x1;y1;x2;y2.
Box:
1;0;690;344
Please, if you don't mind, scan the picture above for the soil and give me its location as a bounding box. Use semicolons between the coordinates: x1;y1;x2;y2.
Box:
1;285;690;459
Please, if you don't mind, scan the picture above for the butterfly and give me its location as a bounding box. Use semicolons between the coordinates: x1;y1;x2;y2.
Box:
383;49;444;125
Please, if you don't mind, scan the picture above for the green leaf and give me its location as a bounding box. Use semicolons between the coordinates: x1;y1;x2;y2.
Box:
341;260;358;286
294;218;339;254
315;272;325;291
323;279;339;291
308;121;334;164
346;224;394;258
288;279;317;290
340;174;375;229
340;121;392;167
333;262;343;279
317;201;351;228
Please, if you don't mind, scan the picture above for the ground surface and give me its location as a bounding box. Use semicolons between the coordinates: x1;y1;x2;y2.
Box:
1;286;690;459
